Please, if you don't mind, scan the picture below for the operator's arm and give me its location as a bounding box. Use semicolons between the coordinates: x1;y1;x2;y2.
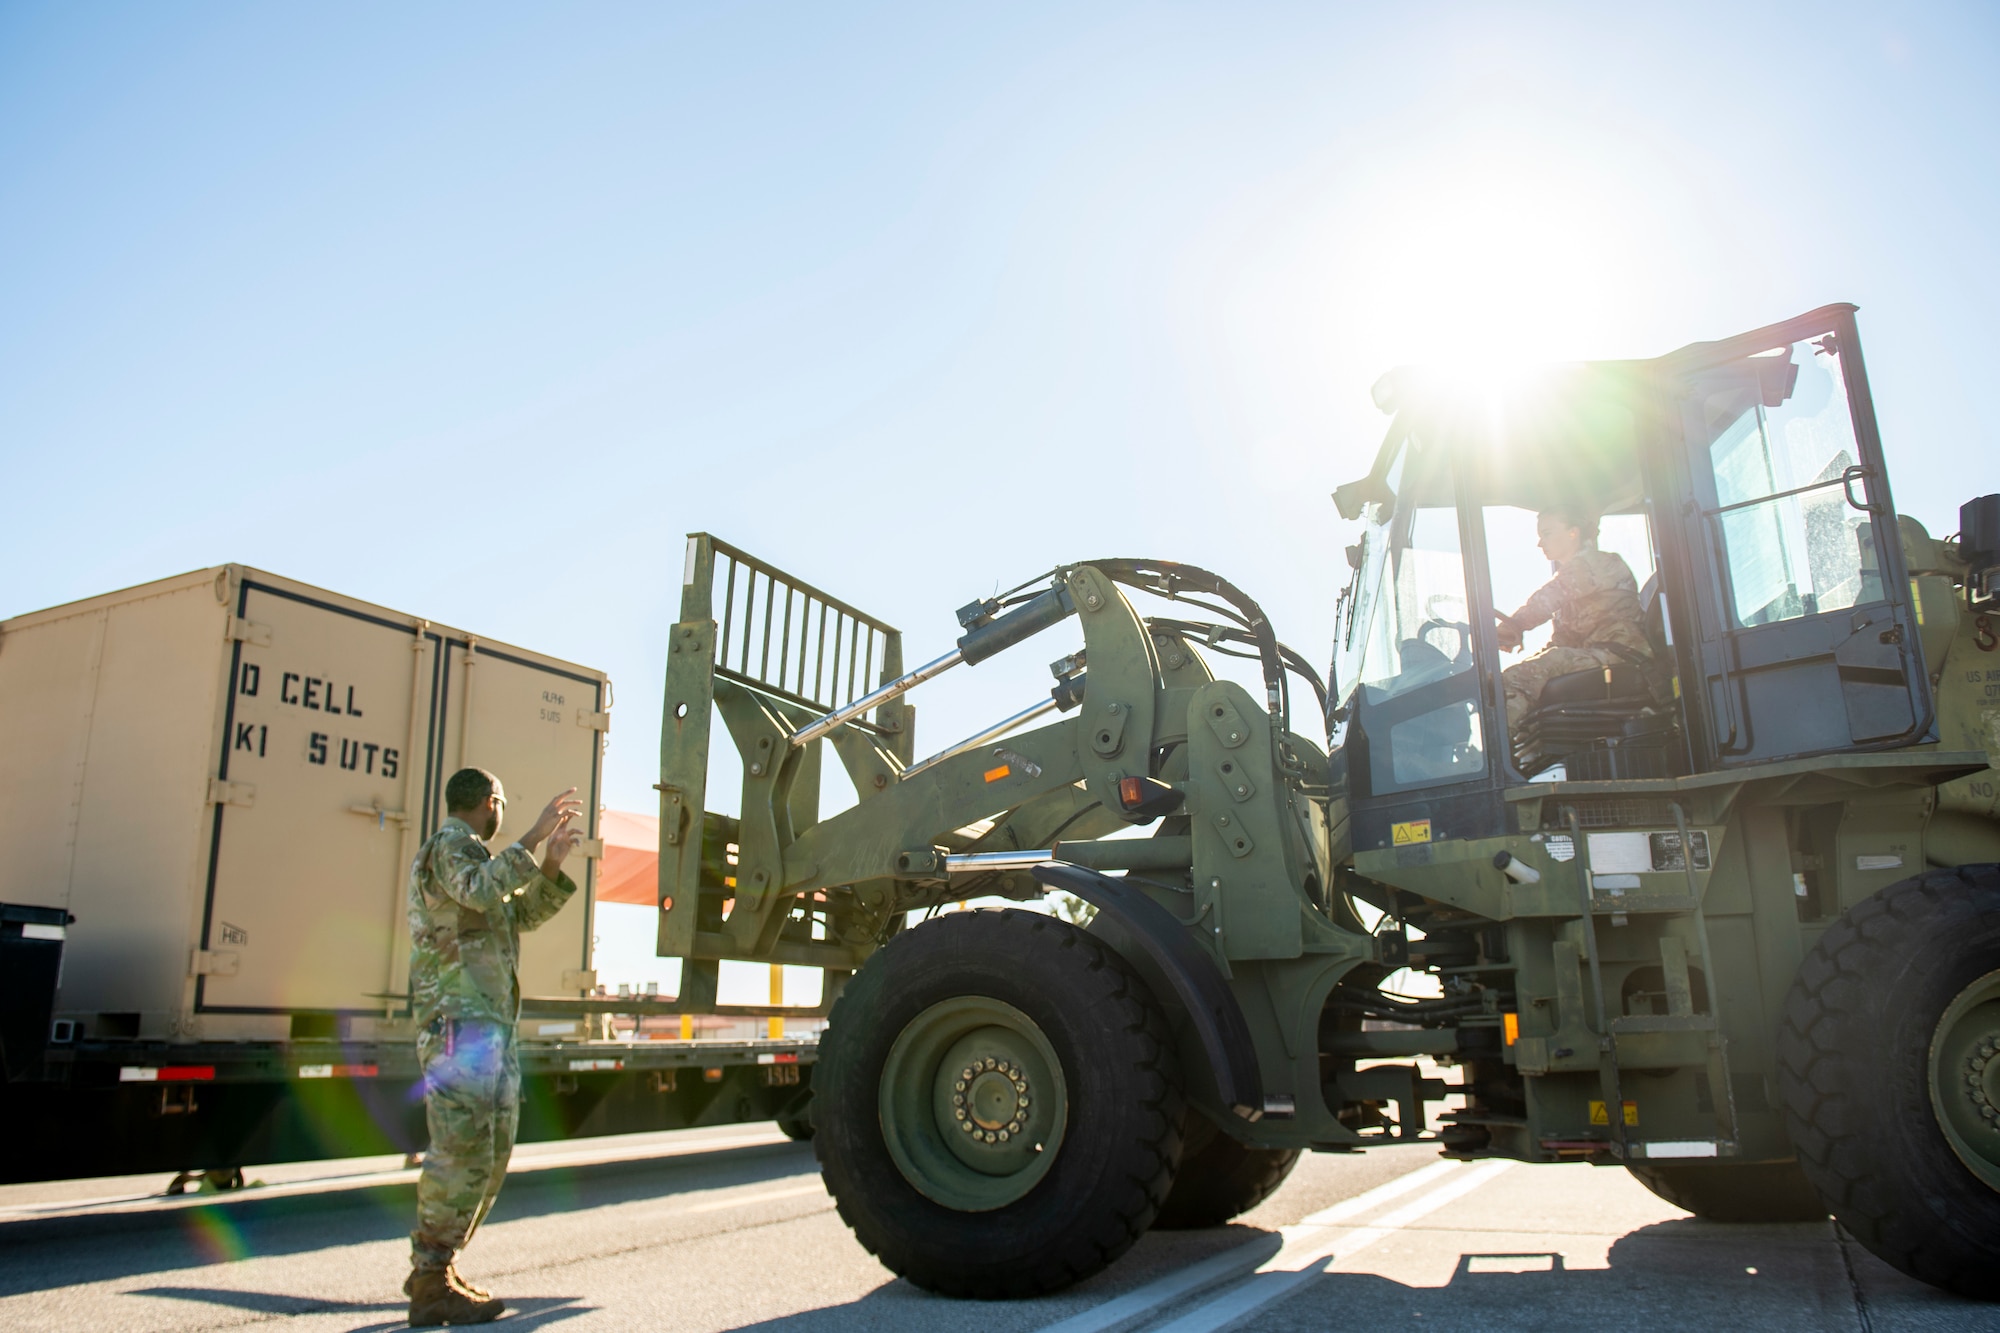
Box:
429;825;540;913
1509;568;1574;634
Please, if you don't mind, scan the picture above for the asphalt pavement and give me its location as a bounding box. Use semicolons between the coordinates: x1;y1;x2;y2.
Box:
2;1124;1993;1332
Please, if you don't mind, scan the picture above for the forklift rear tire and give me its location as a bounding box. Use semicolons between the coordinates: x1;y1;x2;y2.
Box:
1776;864;2000;1300
1624;1160;1826;1222
1152;1111;1300;1229
813;908;1185;1298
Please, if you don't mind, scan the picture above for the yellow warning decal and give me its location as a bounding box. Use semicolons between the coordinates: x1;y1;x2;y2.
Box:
1392;819;1432;846
1589;1100;1640;1126
1503;1012;1520;1045
983;764;1011;783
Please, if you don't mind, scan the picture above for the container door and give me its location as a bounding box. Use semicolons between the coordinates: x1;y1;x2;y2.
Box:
432;641;602;1000
1667;306;1931;766
199;582;425;1013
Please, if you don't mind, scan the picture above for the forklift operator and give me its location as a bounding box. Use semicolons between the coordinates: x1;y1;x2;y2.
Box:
1494;509;1652;732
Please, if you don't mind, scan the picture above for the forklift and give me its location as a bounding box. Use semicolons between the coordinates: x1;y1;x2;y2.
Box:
653;303;2000;1299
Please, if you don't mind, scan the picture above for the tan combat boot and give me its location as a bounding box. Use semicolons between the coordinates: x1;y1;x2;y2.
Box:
404;1266;491;1301
406;1267;503;1326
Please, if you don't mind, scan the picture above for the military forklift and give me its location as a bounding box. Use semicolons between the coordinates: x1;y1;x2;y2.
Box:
653;302;2000;1300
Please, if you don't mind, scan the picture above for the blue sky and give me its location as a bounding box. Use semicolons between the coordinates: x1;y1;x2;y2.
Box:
4;2;1997;826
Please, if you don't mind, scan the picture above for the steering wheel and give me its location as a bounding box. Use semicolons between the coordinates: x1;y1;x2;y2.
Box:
1415;617;1474;668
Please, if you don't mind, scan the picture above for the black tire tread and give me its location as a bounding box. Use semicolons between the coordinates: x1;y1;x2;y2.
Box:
1774;863;2000;1301
1152;1118;1300;1229
813;909;1184;1298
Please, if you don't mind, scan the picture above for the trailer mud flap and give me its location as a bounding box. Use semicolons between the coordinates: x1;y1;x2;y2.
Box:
1032;863;1264;1121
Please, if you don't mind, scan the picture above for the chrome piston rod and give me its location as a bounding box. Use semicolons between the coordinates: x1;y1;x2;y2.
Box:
946;850;1053;874
788;648;964;748
900;696;1062;781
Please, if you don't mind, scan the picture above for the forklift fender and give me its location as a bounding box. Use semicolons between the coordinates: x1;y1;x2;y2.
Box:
1032;862;1264;1122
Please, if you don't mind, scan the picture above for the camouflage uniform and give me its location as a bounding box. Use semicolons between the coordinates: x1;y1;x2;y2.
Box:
407;816;576;1274
1502;542;1652;731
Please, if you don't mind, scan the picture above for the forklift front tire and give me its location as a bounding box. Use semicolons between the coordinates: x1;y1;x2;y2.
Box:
813;909;1185;1297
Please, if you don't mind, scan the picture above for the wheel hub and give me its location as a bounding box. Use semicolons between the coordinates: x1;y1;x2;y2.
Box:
1962;1038;1999;1124
1929;967;2000;1192
879;995;1069;1212
952;1057;1032;1140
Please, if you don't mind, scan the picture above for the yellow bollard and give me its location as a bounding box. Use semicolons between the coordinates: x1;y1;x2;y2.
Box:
769;965;785;1040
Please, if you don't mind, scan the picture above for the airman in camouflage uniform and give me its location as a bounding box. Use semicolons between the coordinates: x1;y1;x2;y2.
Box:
1498;511;1653;732
405;767;582;1326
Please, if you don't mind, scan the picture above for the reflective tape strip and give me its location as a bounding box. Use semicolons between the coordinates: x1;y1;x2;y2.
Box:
297;1064;379;1080
1643;1140;1719;1159
568;1059;623;1071
120;1066;214;1082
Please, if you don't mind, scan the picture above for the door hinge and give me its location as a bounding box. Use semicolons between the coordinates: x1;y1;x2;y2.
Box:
577;710;611;732
207;778;256;808
229;618;272;647
560;969;598;991
577;838;606;859
191;949;240;977
347;803;410;826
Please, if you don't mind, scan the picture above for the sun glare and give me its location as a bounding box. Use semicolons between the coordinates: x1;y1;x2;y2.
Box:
1335;126;1663;367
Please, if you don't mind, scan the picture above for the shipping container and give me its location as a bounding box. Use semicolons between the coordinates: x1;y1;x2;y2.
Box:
0;564;609;1040
0;567;818;1186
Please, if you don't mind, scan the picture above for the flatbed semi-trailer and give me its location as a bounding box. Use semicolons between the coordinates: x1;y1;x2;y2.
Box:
4;1030;814;1187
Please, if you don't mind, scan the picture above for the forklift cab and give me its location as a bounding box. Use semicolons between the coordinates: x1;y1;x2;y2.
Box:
1330;304;1935;853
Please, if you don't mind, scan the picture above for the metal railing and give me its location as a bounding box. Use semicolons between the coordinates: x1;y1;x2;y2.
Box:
702;537;899;717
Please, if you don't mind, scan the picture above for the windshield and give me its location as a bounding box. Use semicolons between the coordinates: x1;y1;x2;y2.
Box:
1332;434;1488;791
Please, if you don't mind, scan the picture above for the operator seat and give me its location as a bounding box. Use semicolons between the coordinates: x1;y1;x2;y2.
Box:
1511;574;1682;780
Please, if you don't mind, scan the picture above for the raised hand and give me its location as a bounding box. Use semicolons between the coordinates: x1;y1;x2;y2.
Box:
542;818;583;879
523;788;583;850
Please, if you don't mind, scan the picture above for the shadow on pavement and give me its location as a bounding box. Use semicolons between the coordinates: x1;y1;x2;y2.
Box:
130;1289;593;1330
723;1218;2000;1333
723;1224;1288;1333
0;1141;813;1297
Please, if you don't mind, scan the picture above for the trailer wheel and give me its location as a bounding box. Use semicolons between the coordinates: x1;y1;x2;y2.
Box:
1775;863;2000;1299
1624;1161;1825;1222
1151;1111;1299;1229
813;908;1184;1298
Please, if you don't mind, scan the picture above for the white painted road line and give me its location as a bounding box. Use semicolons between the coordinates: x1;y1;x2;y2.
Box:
1291;1158;1465;1227
684;1182;828;1213
1036;1233;1285;1333
1150;1160;1516;1333
1037;1159;1469;1333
